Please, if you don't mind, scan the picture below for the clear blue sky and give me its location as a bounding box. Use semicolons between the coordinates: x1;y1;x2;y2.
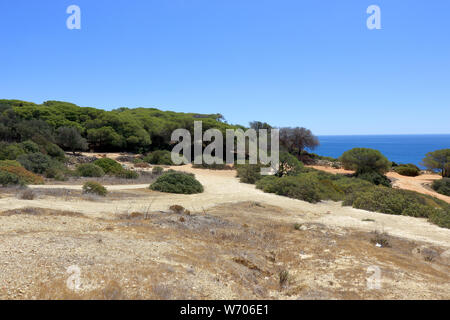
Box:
0;0;449;135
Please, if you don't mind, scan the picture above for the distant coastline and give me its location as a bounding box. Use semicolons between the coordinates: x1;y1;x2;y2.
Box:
312;134;450;168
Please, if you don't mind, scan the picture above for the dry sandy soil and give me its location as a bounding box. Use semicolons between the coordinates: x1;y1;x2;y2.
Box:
0;163;449;300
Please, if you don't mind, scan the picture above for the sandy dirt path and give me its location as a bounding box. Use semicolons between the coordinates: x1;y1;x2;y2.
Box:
1;165;449;247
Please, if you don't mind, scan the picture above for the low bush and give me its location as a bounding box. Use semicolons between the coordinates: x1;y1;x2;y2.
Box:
0;171;22;186
394;164;421;177
150;172;204;194
44;167;68;181
82;181;108;196
0;165;44;184
428;208;450;229
276;152;304;177
343;186;450;228
192;162;232;170
152;166;164;175
18;189;36;200
0;160;22;168
256;169;373;204
76;163;105;177
256;175;322;203
236;164;263;184
370;231;391;248
17;152;52;174
43;143;66;160
431;178;450;196
94;158;123;174
192;155;232;170
0;142;25;160
20;140;40;153
356;171;391;187
134;162;150;168
144;150;173;165
115;169;139;179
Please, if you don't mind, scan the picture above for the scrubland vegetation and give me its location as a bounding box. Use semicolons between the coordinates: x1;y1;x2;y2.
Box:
393;163;421;177
236;148;450;229
0;99;449;230
432;178;450;197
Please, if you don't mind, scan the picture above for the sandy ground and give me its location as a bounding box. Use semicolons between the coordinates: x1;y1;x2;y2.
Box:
307;165;450;204
1;163;450;299
0;165;449;248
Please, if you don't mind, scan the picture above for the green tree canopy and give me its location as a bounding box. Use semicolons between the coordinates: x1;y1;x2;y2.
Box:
279;127;319;156
56;127;88;154
422;149;450;177
340;148;391;175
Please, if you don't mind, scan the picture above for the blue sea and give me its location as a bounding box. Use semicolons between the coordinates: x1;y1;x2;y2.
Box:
311;135;450;168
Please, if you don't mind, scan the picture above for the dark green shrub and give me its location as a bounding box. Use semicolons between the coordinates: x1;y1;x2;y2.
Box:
0;143;25;160
256;175;322;203
93;158;123;174
17;152;52;174
44;143;66;160
432;178;450;196
0;160;22;168
276;152;304;177
428;208;450;229
394;164;420;177
192;161;232;170
357;171;391;187
44;167;67;181
20;140;40;153
82;181;108;196
144;150;173;165
76;163;105;177
115;169;139;179
256;176;279;193
150;172;203;194
340;148;391;174
236;164;263;184
152;166;164;175
0;165;44;184
0;171;22;186
333;176;373;194
256;171;373;204
344;186;450;228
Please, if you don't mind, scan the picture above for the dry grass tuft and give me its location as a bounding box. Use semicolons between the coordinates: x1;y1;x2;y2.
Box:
0;207;84;217
18;189;36;200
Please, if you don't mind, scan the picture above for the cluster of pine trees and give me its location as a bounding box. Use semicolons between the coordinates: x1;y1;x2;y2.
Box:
0;99;239;153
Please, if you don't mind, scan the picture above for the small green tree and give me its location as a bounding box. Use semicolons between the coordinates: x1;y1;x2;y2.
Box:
422;149;450;177
56;127;88;154
279;127;319;156
340;148;390;175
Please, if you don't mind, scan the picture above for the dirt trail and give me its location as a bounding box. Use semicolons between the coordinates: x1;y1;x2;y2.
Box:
1;165;449;247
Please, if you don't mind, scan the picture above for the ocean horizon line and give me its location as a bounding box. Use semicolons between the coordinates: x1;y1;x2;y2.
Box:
316;133;450;137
